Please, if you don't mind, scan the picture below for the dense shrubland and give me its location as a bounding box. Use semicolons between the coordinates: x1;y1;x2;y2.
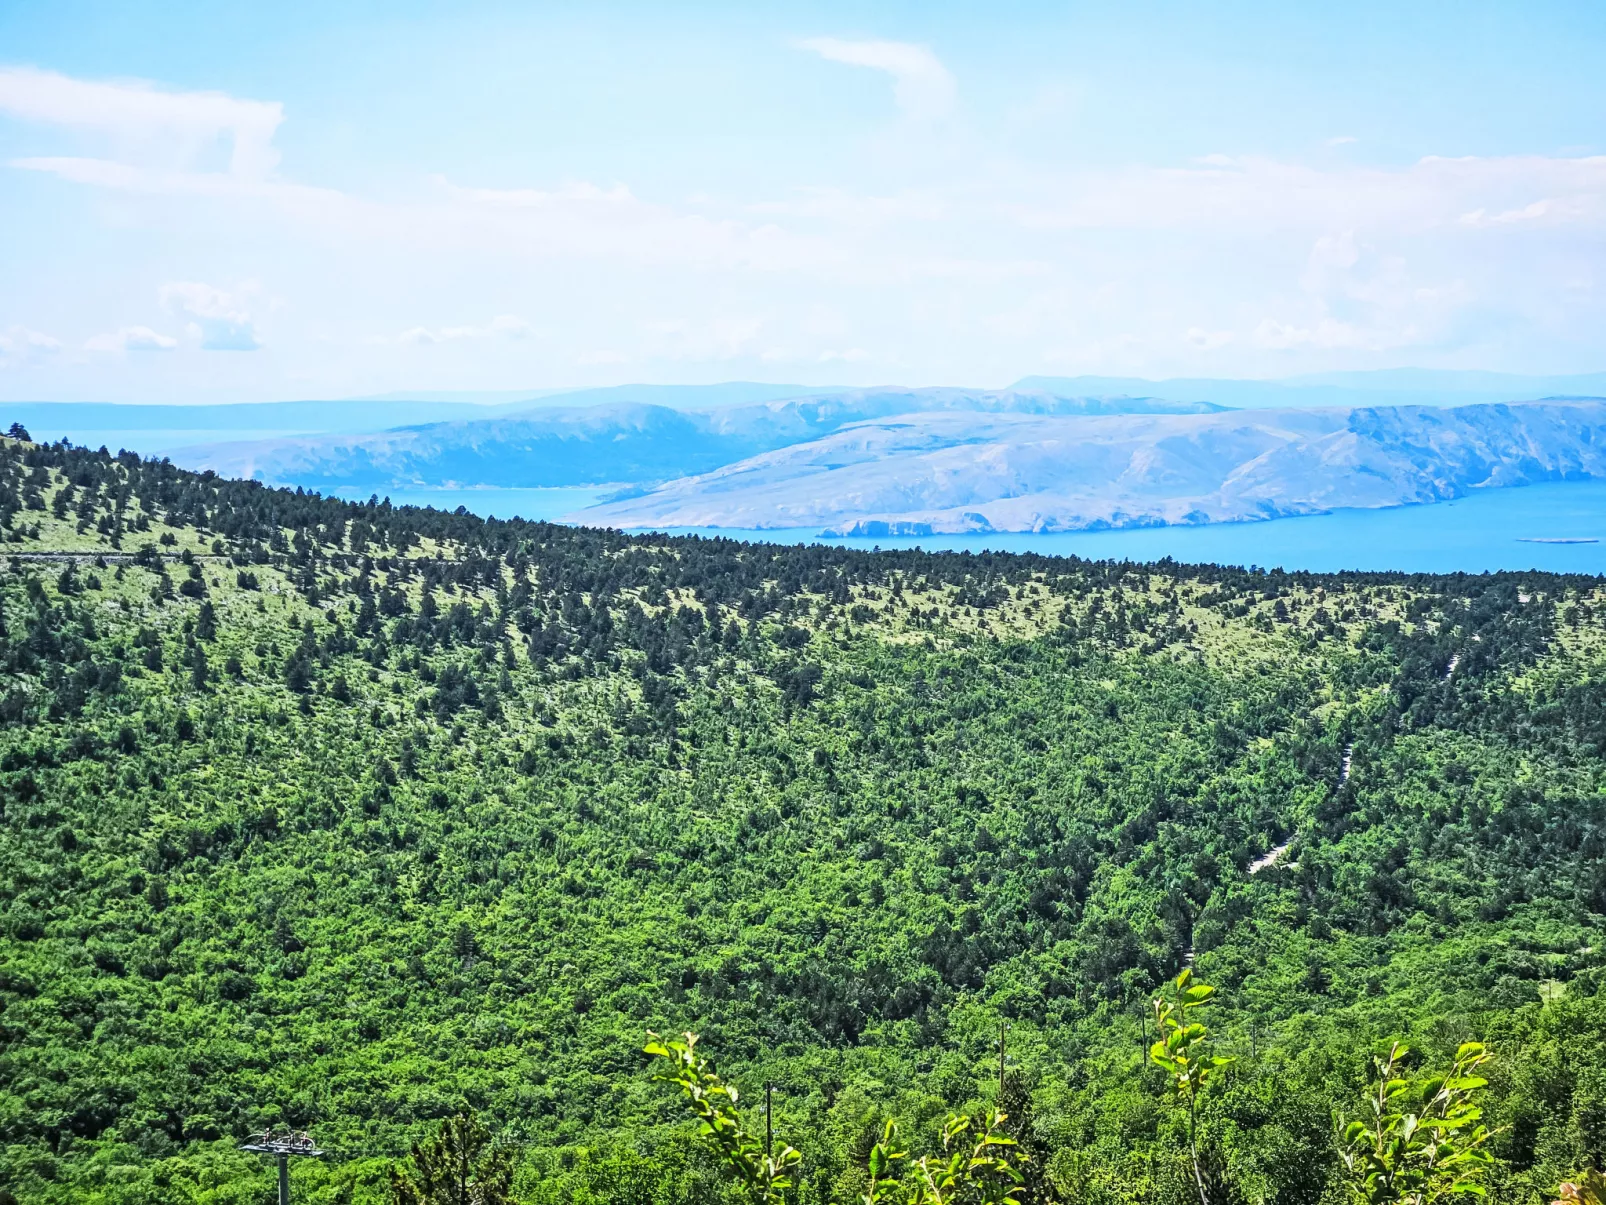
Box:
2;436;1606;1204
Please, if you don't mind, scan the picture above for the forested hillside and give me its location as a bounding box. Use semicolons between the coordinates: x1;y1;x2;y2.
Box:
4;434;1606;1205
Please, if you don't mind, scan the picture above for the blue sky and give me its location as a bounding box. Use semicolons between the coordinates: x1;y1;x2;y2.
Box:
0;0;1602;401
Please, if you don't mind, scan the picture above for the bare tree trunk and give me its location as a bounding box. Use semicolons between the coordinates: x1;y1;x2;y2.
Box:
1188;1098;1209;1205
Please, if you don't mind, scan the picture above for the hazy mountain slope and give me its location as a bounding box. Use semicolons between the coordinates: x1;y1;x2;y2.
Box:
0;384;836;461
187;388;1223;489
193;403;742;489
11;369;1600;465
0;399;516;459
350;381;833;407
1012;369;1606;410
574;399;1606;533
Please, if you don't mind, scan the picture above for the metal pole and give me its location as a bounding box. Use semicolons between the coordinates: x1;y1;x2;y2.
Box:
998;1022;1007;1097
240;1136;323;1202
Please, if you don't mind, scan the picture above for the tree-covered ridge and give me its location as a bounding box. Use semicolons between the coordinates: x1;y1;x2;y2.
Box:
2;435;1606;1205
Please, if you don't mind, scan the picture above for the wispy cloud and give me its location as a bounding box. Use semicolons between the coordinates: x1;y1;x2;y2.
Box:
1458;198;1591;227
395;315;536;346
1251;317;1408;351
0;326;61;367
434;178;832;272
1185;328;1234;351
161;281;261;350
0;66;283;178
797;38;956;118
85;326;178;352
641;315;765;361
9;126;831;275
1002;154;1606;233
748;186;947;224
5;63;1605;384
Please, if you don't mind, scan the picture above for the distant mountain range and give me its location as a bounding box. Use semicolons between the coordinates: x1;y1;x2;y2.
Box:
0;383;834;459
12;369;1606;461
575;400;1606;534
187;386;1226;490
8;370;1606;535
1012;369;1606;410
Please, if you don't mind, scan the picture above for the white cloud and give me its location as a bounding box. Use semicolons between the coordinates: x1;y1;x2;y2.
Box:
1300;230;1361;295
161;280;261;350
85;326;178;352
798;38;956;118
1251;317;1416;351
0;72;816;279
1003;154;1606;234
710;317;763;358
486;314;534;339
6;146;834;279
1458;198;1593;227
1327;135;1358;146
394;315;536;346
748;186;947;224
0;326;62;366
0;66;283;178
642;315;765;361
437;178;829;272
1185;328;1234;351
4;64;1605;386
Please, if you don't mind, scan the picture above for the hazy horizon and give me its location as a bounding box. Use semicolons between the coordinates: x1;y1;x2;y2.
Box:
6;366;1606;412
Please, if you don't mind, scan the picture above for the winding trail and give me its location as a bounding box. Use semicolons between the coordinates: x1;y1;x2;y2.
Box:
1249;842;1290;874
1250;743;1352;877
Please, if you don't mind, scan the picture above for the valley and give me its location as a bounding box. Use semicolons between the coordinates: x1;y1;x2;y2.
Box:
3;435;1606;1203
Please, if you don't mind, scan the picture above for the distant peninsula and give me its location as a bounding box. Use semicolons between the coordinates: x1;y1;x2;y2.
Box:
576;398;1606;534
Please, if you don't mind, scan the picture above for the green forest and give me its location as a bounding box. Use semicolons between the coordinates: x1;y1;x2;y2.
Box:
4;433;1606;1205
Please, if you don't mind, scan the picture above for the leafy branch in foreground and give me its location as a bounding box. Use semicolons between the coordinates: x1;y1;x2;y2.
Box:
1337;1040;1496;1205
1555;1169;1606;1205
645;1030;801;1205
1151;969;1232;1205
863;1112;1028;1205
647;1031;1027;1205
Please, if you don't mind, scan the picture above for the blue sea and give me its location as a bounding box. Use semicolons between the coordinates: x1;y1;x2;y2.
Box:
332;480;1606;576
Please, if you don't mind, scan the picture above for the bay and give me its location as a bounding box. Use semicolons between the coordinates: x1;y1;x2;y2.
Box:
329;479;1606;575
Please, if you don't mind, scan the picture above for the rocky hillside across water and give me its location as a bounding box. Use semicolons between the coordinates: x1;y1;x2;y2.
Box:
187;387;1224;491
574;398;1606;534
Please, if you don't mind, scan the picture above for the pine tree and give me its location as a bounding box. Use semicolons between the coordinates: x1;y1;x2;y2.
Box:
389;1113;513;1205
999;1071;1058;1205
